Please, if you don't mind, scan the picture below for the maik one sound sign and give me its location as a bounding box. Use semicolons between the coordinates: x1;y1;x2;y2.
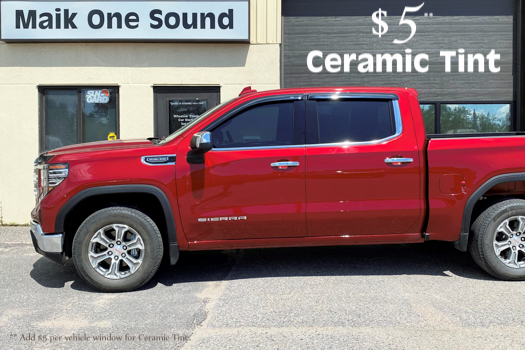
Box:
0;0;249;42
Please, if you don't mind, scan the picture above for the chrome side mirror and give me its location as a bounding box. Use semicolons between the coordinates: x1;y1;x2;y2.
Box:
190;131;212;152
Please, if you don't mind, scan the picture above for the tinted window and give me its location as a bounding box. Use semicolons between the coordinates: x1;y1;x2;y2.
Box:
212;102;294;148
316;100;394;143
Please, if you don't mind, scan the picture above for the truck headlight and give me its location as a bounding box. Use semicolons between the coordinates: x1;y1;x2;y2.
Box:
34;163;69;202
46;164;69;192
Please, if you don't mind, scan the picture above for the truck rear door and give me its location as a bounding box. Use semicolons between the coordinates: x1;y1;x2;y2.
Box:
305;93;422;236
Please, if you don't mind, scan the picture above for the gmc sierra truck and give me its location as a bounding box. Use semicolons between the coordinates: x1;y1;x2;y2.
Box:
31;87;525;292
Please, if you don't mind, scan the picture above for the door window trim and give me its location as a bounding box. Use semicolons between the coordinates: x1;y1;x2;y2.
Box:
307;93;399;100
207;94;403;150
38;86;120;153
211;144;306;151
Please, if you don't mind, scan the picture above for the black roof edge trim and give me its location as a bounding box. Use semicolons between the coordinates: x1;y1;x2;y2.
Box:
307;93;399;100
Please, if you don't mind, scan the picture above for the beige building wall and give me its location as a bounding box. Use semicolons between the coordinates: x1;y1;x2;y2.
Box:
0;0;282;224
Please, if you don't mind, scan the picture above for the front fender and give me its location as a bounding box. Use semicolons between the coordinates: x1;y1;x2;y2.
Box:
55;184;180;264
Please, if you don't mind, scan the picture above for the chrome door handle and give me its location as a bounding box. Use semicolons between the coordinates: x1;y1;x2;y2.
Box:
385;157;413;164
271;161;300;168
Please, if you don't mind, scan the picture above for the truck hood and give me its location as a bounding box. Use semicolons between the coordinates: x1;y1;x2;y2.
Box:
46;139;155;156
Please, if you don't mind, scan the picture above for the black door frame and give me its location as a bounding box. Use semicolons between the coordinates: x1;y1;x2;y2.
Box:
153;86;220;138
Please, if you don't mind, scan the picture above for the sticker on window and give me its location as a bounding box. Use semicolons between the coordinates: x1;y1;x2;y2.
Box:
86;89;110;104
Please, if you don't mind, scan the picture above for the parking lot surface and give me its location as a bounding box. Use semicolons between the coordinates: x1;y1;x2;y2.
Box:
1;226;524;349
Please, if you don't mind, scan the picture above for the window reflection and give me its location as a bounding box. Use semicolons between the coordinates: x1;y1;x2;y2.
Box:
441;104;510;134
420;104;436;134
44;90;78;150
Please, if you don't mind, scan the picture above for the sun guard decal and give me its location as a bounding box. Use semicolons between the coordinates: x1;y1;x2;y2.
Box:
86;89;110;103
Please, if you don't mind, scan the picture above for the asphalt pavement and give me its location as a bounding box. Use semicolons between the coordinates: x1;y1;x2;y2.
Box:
1;226;524;350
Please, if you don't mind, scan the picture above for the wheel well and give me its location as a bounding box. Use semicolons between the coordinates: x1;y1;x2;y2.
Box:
62;192;168;258
470;181;525;229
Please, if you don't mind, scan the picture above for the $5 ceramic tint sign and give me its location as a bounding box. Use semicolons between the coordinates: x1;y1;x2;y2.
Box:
307;2;503;74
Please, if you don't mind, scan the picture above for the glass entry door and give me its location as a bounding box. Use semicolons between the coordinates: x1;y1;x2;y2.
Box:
154;87;220;138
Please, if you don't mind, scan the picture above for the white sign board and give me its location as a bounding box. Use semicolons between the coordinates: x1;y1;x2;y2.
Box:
0;1;249;41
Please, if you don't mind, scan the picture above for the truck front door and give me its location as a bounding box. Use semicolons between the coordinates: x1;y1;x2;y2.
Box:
176;96;307;242
304;94;422;237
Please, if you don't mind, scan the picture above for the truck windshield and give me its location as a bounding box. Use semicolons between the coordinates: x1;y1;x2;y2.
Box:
160;97;237;144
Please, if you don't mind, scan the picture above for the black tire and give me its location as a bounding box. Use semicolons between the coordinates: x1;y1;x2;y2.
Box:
72;207;163;292
469;198;525;280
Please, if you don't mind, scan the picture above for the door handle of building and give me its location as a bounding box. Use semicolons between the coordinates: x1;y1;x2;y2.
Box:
384;157;413;165
271;161;300;169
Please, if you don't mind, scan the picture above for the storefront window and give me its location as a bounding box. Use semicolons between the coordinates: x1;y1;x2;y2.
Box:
420;104;436;134
441;104;511;134
41;87;119;151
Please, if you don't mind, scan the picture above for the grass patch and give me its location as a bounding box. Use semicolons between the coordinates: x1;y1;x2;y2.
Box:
0;202;30;226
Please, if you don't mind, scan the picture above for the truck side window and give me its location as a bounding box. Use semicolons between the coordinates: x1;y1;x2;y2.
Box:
212;102;294;148
316;100;394;143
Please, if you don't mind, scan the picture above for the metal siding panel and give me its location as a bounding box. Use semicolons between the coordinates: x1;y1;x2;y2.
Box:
267;0;278;43
257;0;268;43
282;16;514;101
277;0;282;43
251;0;281;44
250;0;257;43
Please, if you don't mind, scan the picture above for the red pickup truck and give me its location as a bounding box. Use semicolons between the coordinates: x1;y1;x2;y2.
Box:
31;87;525;292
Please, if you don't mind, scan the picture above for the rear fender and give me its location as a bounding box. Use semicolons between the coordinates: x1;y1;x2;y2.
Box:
456;173;525;251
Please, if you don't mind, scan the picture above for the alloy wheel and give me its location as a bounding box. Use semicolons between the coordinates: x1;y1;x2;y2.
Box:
493;216;525;269
88;224;145;279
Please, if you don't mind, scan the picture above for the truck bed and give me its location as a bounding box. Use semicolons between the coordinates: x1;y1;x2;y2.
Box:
426;134;525;243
